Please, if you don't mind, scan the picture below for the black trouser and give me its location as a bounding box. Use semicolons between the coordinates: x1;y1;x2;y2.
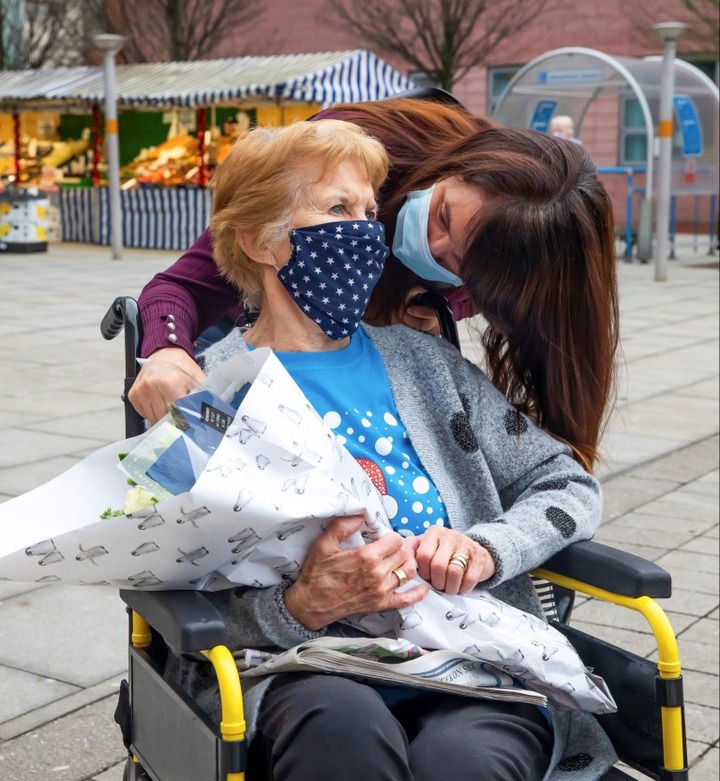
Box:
249;674;553;781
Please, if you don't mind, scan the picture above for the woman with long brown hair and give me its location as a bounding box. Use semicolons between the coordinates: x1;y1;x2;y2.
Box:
376;127;619;471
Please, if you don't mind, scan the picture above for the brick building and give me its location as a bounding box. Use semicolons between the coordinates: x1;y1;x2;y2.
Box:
217;0;719;236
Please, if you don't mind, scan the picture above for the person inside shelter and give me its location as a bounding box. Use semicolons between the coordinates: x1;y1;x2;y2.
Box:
550;114;583;145
162;118;621;781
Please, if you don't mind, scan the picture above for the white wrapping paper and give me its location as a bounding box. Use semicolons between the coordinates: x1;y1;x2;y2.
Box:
0;349;615;713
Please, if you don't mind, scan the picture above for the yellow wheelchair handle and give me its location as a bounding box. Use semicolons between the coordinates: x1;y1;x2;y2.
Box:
533;569;686;773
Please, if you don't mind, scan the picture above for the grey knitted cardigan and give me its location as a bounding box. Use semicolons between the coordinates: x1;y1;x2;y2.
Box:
170;324;617;780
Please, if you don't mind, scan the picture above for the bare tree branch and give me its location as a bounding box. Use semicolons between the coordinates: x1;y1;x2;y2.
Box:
625;0;719;57
1;0;86;69
324;0;553;90
83;0;266;64
681;0;719;33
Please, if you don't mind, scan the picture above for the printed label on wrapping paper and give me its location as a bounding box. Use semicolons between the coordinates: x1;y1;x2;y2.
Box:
201;402;235;433
118;386;251;501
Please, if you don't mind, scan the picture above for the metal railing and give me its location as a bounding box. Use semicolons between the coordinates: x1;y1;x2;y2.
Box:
596;167;644;261
597;166;718;261
670;193;718;258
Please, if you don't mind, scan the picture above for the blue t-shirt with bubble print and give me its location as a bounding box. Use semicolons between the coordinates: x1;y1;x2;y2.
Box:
271;327;447;536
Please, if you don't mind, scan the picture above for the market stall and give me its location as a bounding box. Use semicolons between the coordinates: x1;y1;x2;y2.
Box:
0;50;414;250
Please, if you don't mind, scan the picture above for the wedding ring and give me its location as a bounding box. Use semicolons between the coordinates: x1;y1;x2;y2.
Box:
392;567;409;587
449;553;469;573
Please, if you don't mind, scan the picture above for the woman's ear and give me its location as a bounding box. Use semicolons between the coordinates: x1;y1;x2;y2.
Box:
237;230;277;266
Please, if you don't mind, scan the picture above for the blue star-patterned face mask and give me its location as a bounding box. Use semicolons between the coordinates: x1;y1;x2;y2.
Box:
277;220;390;339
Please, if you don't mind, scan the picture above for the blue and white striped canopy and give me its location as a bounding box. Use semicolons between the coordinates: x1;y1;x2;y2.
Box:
0;50;414;111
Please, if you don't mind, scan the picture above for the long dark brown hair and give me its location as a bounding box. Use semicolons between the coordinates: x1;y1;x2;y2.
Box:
314;97;489;202
390;128;619;471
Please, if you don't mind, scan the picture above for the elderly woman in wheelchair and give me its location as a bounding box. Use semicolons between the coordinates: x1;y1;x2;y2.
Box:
148;118;627;781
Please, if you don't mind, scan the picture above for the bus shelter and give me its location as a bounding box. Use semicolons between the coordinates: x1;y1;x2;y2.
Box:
491;47;719;260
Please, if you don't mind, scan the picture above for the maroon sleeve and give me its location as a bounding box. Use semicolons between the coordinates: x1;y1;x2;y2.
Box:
137;228;242;357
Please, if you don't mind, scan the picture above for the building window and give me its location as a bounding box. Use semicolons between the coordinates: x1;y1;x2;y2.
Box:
619;97;648;166
488;66;520;115
681;55;719;86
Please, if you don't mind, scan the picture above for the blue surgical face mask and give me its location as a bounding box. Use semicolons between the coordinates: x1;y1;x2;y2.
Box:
277;220;390;339
392;186;463;287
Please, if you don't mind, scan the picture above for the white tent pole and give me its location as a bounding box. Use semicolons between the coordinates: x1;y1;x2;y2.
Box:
653;23;687;281
94;34;126;261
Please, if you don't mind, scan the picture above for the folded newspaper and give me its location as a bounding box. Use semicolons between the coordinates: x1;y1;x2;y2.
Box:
237;637;547;706
0;348;616;714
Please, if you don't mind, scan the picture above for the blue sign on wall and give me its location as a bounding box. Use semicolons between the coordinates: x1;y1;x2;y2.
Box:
673;94;703;157
537;69;603;85
529;100;557;133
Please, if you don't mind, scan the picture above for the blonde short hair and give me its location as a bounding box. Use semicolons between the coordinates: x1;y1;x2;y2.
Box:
210;119;389;307
550;115;575;138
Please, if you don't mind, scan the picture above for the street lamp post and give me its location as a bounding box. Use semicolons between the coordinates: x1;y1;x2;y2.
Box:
652;22;687;281
93;34;126;260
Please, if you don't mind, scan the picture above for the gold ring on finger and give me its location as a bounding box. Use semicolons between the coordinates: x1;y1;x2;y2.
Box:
392;567;409;587
449;553;469;573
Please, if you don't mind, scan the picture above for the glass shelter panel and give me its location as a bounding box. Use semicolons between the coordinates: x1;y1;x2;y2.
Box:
492;47;719;198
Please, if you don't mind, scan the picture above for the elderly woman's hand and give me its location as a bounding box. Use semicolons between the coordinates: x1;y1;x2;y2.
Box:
128;347;207;424
411;526;495;595
283;515;429;632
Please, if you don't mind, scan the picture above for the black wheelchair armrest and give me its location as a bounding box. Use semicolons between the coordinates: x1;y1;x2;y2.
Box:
120;590;228;654
539;540;672;599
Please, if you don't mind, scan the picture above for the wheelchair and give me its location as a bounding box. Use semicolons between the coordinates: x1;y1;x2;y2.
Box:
102;295;689;781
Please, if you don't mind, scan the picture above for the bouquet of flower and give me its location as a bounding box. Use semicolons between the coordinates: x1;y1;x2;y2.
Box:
0;349;616;714
0;348;379;590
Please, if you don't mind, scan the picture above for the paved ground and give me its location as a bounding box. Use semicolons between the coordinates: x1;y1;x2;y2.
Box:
0;239;717;780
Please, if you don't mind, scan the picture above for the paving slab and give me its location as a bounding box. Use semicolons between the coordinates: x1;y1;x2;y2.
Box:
0;696;126;781
0;389;119;419
0;456;85;497
24;410;126;446
676;377;720;400
92;763;125;781
630;435;719;483
614;510;717;538
655;549;719;575
0;429;107;470
567;620;660;659
599;474;679;521
0;677;125;743
688;746;719;781
0;587;127;687
652;587;719;618
569;600;697;636
663;637;718;676
594;520;695;551
683;702;720;746
682;669;720;709
678;615;719;649
615;394;720;442
600;430;693;470
0;666;79;723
